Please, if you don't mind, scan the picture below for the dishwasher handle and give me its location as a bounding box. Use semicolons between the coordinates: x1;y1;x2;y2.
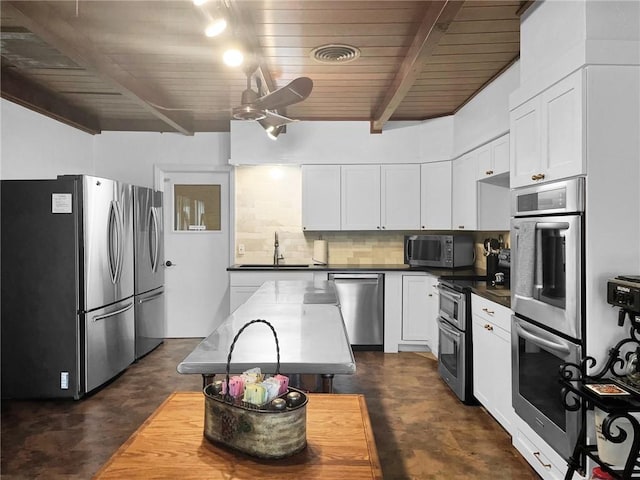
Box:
329;273;381;281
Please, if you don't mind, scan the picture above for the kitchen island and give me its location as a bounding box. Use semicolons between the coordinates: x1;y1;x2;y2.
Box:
177;280;355;392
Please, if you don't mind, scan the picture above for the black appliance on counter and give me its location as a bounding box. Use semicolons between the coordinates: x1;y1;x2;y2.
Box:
404;234;475;268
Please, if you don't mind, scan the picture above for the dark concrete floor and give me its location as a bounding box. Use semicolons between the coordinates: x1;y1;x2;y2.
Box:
1;339;540;479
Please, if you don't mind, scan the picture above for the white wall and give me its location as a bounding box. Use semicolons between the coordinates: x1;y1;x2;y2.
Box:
453;61;519;157
93;131;230;187
0;99;94;179
0;99;230;186
230;120;424;165
519;0;586;83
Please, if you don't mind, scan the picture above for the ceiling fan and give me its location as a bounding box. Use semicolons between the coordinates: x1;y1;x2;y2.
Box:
232;70;313;136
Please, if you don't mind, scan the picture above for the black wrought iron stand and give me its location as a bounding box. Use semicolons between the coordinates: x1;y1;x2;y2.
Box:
561;312;640;480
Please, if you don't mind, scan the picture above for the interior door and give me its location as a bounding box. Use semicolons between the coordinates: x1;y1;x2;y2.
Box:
161;170;231;337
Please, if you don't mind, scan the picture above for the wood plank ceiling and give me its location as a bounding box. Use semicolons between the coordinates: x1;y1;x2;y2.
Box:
0;0;529;135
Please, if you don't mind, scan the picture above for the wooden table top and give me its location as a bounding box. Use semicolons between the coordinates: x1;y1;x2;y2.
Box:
93;392;383;480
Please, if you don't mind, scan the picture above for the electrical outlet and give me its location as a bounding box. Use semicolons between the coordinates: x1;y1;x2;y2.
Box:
238;243;245;255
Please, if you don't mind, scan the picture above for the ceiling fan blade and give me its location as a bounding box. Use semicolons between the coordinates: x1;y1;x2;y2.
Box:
253;77;313;110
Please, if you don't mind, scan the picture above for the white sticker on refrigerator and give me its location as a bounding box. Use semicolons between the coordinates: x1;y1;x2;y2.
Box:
60;371;69;389
52;193;72;213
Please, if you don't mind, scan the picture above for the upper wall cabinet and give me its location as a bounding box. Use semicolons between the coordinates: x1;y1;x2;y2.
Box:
452;152;478;231
477;134;510;180
381;164;421;230
341;164;421;231
510;70;585;188
341;165;381;230
421;161;452;230
302;165;341;231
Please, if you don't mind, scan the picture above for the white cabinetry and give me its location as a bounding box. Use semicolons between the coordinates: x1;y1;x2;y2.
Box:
302;165;341;231
425;275;439;355
477;134;510;180
401;274;439;353
471;294;514;435
510;70;584;188
381;164;421;230
229;271;314;312
341;164;420;231
420;161;452;230
341;165;381;230
452;152;478;231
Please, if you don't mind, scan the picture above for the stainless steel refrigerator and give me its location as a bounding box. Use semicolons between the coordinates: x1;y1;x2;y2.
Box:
132;186;165;359
1;175;135;399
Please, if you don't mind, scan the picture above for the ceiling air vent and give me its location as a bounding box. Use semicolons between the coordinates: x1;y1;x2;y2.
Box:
310;44;360;64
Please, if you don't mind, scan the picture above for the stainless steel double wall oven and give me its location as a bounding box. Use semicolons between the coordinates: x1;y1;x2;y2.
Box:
511;177;585;460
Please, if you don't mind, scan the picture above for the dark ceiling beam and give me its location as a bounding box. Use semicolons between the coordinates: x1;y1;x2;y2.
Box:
1;67;101;134
3;1;194;136
371;0;465;134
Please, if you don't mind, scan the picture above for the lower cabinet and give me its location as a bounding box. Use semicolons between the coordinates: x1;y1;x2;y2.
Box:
401;274;439;353
471;294;514;436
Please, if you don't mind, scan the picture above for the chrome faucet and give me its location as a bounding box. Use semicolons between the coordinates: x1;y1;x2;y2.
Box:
273;231;284;266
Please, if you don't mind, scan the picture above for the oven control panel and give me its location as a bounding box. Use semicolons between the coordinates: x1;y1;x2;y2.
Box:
607;276;640;313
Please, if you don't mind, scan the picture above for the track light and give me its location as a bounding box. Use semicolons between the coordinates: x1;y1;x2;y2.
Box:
205;18;227;37
223;48;244;67
258;118;285;140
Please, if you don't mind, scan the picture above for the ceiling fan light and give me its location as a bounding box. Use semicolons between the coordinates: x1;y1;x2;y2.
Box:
223;48;244;67
266;125;284;140
205;18;227;37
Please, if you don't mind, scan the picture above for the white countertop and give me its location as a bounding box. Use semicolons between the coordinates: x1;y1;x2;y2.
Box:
177;280;356;376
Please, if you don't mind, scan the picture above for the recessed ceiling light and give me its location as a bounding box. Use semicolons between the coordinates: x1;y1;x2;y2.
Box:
205;18;227;37
223;49;244;67
193;0;208;5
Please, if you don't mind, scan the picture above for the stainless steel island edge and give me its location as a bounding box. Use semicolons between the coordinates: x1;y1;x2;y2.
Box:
177;280;356;392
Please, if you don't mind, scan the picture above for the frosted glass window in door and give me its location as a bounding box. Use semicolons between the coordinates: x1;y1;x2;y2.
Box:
174;184;221;231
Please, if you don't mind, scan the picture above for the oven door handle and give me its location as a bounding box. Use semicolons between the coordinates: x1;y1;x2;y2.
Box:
515;322;571;356
438;318;461;340
437;285;462;301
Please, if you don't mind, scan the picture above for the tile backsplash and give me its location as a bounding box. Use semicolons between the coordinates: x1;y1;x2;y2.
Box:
234;165;509;268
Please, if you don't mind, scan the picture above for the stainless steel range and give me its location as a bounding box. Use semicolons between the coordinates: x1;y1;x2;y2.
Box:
436;278;476;404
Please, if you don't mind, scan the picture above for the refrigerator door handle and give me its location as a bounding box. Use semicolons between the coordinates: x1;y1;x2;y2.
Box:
92;301;134;322
149;206;160;272
107;201;119;284
114;200;125;283
138;290;164;304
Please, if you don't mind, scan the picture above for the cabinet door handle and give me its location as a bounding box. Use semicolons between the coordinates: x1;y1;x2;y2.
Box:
533;452;551;469
482;307;495;315
531;173;546;181
485;170;493;175
458;225;465;229
484;324;493;331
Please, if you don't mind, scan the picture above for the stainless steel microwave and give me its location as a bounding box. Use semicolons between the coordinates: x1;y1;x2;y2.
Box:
404;234;474;268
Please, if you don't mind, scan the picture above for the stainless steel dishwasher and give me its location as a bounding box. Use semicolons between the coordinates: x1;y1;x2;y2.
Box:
328;273;384;350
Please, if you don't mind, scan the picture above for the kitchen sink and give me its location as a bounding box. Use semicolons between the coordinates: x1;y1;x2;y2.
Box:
236;264;310;268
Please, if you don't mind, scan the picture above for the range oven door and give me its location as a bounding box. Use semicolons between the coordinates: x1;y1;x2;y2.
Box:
512;315;582;460
437;284;466;331
437;317;468;402
511;214;582;339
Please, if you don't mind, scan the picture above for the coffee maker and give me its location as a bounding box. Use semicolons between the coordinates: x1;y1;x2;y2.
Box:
496;248;511;287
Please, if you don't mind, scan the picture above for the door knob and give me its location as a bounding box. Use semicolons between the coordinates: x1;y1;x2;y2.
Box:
165;260;176;267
